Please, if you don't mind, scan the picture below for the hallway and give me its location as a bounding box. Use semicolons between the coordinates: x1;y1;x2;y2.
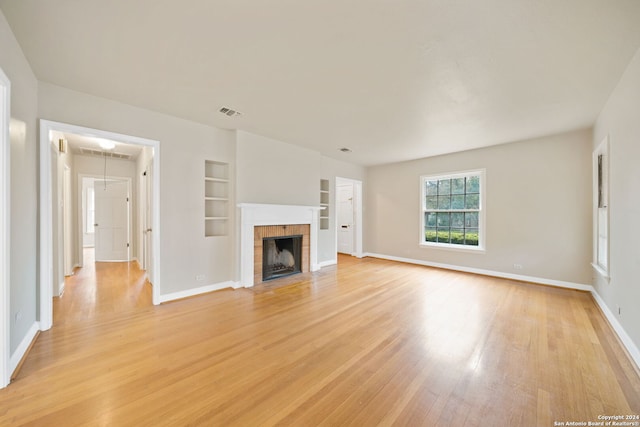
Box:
53;248;152;325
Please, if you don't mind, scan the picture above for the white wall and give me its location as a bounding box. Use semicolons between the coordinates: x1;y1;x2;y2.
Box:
38;82;237;296
365;129;593;285
0;9;38;356
235;131;366;265
592;47;640;354
236;131;321;206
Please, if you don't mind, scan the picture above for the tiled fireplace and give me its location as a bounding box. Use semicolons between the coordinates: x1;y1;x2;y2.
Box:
238;204;322;287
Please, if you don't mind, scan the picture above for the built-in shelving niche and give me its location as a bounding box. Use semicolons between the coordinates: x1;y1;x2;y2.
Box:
205;160;229;237
320;179;330;230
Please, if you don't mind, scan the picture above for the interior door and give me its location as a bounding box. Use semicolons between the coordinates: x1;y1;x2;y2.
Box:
94;179;129;261
337;183;354;254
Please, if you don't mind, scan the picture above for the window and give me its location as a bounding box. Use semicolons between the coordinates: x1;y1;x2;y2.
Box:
420;170;485;250
592;137;609;279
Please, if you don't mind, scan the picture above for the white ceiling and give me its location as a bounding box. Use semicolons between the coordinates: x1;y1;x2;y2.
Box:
2;1;640;166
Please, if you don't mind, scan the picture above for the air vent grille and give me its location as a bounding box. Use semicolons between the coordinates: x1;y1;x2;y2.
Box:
219;106;242;117
79;148;131;160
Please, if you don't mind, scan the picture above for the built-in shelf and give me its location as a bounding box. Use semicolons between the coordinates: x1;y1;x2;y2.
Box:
320;179;330;230
205;160;229;237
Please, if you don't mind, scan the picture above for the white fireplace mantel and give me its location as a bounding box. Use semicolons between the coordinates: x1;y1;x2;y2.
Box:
238;203;323;287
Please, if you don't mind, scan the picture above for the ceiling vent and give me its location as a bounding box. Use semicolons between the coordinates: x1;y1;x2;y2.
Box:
219;106;242;117
79;147;131;160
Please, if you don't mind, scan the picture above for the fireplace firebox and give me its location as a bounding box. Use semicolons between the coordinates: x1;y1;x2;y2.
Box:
262;235;303;281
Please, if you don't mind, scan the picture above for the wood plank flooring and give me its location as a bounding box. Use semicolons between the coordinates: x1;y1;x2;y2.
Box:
1;254;639;426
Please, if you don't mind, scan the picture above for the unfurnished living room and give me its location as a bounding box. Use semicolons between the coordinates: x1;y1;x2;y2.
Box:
1;1;639;425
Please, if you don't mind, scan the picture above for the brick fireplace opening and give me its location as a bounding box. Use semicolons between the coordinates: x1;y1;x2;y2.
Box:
254;225;310;285
262;235;303;281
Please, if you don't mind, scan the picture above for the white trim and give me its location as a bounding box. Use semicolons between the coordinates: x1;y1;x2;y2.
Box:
40;120;162;333
590;262;610;281
159;281;236;303
363;252;593;291
9;321;39;376
319;259;337;268
0;67;10;388
591;290;640;371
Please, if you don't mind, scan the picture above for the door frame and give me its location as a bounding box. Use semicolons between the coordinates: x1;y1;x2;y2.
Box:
335;177;363;258
39;120;162;331
0;67;11;388
78;175;132;264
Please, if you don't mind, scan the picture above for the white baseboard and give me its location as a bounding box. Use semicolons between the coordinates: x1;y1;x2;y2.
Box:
58;281;65;297
591;291;640;371
318;259;337;268
159;281;236;304
364;252;593;291
10;321;40;375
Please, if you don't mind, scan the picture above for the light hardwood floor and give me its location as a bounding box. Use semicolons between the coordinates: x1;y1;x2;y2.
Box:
1;254;639;426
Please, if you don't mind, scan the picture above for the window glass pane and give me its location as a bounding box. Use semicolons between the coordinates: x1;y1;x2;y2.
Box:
436;212;450;227
450;228;465;244
438;179;451;195
426;180;438;196
436;229;450;243
451;212;464;228
465;212;479;228
425;227;437;242
426;196;438;209
465;228;479;245
451;178;465;194
437;195;450;209
467;176;480;193
451;195;464;209
425;212;437;227
465;194;479;209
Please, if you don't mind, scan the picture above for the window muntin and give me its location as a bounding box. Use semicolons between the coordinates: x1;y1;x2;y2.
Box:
421;171;484;249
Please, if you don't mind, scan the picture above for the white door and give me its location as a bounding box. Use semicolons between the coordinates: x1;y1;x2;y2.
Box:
94;179;129;261
337;183;354;254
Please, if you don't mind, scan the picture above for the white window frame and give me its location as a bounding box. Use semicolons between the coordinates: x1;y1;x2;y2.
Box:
592;136;610;281
1;65;11;388
420;169;486;252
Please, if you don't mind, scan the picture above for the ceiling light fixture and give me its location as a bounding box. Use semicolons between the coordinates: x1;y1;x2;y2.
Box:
97;139;116;150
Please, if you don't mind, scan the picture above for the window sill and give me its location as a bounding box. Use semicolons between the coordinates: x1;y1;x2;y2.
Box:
591;263;611;282
419;242;486;254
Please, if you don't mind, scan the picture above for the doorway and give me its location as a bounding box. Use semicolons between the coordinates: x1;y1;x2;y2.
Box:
39;120;161;332
335;177;363;258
